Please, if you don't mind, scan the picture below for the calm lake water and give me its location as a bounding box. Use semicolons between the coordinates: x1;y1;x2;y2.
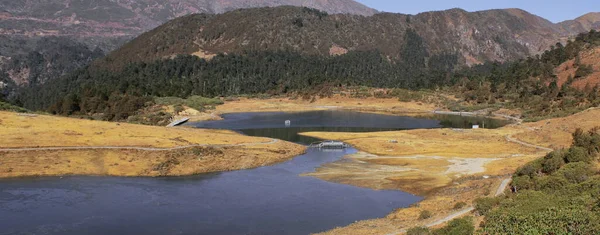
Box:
0;111;507;235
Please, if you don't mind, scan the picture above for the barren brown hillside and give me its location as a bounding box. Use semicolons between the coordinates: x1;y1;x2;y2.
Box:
556;47;600;89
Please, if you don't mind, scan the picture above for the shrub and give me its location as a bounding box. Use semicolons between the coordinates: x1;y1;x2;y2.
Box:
155;96;223;112
535;175;569;191
512;175;533;191
542;151;566;174
482;205;600;234
474;197;500;216
0;101;29;113
173;104;185;114
432;216;474;235
515;158;544;177
419;210;433;220
453;202;467;210
373;90;389;98
565;146;592;163
407;226;430;235
556;162;593;184
574;64;594;78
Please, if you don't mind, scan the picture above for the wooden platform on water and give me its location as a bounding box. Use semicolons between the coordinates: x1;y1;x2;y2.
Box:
167;118;190;127
310;140;350;149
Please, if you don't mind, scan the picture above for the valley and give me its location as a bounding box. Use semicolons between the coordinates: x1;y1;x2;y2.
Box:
1;2;600;234
1;91;599;234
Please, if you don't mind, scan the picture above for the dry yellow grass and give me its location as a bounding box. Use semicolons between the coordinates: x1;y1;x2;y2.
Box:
308;108;600;234
301;128;543;195
0;111;268;148
0;111;305;178
213;95;437;115
302;128;535;158
516;108;600;149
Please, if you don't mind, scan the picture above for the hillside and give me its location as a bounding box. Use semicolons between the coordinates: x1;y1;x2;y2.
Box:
1;5;599;93
556;44;600;90
0;0;375;91
0;0;376;47
98;7;595;70
0;110;304;177
0;0;376;39
15;26;600;122
558;12;600;36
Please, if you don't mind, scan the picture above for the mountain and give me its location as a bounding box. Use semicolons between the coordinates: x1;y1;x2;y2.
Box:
2;3;600;96
0;0;376;93
0;0;376;51
16;26;600;123
558;12;600;35
97;7;600;71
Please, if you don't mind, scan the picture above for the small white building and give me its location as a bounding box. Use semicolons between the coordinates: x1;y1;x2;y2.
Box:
472;125;480;129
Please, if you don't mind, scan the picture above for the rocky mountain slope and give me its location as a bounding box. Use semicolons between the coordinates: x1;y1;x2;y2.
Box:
0;0;376;50
97;7;600;71
558;12;600;35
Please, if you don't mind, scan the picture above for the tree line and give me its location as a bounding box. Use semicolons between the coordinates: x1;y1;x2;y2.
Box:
13;30;600;121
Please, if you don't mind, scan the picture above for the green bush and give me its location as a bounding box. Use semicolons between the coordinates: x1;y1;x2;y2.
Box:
512;175;533;191
407;226;431;235
542;151;566;174
453;202;467;210
515;158;543;177
565;146;592;163
432;216;474;235
173;104;185;114
482;205;600;234
419;210;433;220
0;101;29;113
575;64;594;78
482;129;600;234
556;162;593;184
155;96;223;111
535;175;570;191
474;197;500;216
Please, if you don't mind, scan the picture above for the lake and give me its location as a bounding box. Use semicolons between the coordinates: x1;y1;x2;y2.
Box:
0;111;506;235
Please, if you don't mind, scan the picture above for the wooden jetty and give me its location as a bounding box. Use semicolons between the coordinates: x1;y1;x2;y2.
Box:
310;140;350;149
167;118;190;127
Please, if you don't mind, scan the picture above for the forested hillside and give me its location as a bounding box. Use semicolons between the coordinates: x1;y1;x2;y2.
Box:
15;30;600;122
2;6;599;99
451;30;600;120
0;36;105;100
95;7;574;71
0;0;375;93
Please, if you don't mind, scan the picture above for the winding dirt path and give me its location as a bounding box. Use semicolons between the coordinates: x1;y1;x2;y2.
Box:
505;135;554;152
388;177;511;235
495;178;512;196
0;139;279;152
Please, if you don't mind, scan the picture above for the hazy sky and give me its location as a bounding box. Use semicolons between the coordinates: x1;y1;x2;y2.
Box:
355;0;599;23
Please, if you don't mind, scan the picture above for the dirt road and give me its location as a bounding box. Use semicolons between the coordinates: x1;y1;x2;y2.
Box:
0;139;279;152
387;177;511;235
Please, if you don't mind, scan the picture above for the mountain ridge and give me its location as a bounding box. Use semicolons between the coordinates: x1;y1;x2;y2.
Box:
1;3;599;93
95;6;600;72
